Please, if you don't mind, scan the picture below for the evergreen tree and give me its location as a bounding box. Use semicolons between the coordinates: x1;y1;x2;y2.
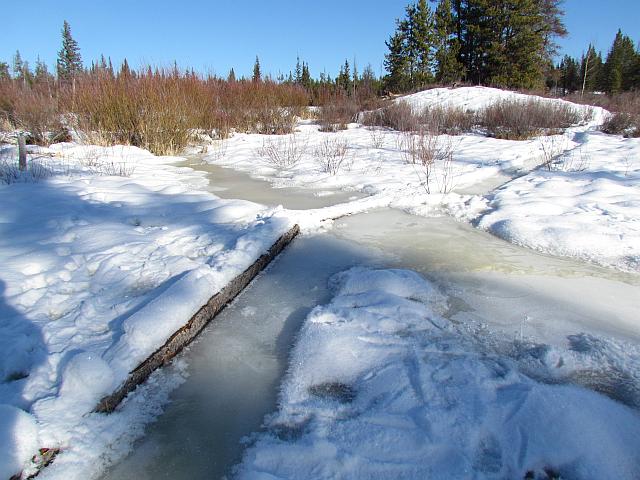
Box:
120;58;132;78
558;55;580;93
12;50;23;79
580;45;603;94
0;62;9;80
228;68;236;82
301;62;311;89
603;30;637;93
252;56;261;82
400;0;435;87
34;57;52;84
337;59;351;93
434;0;463;84
294;56;302;84
383;30;409;92
56;20;83;80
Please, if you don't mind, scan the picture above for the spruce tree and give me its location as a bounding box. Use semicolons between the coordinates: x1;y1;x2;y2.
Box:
252;56;261;82
0;62;9;80
384;30;409;92
228;68;236;82
603;30;637;93
12;50;23;79
434;0;463;84
56;20;83;81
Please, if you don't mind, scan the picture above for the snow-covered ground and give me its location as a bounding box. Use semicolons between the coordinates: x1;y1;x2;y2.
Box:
236;267;640;479
202;86;640;273
0;144;292;478
479;132;640;272
2;85;639;479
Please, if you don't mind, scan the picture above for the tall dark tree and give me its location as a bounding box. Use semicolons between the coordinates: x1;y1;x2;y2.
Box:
434;0;463;84
384;30;409;92
0;62;9;80
252;56;261;82
580;45;603;94
603;30;637;93
56;20;83;81
12;50;23;79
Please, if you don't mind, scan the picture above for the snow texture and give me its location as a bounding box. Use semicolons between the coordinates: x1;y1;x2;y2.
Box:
0;143;292;477
236;268;640;480
479;132;640;272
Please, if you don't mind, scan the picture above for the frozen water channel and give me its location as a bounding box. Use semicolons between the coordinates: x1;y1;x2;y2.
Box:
103;160;640;479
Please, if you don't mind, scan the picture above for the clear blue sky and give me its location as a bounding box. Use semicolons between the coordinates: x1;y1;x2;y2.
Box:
1;0;638;78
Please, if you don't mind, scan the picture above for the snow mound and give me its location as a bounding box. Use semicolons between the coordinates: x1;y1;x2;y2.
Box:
396;86;606;125
479;132;640;272
0;404;39;479
236;268;640;479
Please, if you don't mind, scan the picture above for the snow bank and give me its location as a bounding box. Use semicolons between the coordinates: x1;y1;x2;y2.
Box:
0;404;39;479
396;86;607;125
479;132;640;272
0;143;293;477
236;267;640;480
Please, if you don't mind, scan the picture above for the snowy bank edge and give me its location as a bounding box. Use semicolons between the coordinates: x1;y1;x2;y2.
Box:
94;223;300;413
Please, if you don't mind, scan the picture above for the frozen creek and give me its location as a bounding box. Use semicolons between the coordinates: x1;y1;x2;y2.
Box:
103;161;640;480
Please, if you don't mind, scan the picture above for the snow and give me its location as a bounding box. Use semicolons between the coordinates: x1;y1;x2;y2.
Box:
199;86;640;272
236;268;640;480
1;85;639;478
396;85;607;126
0;143;292;478
0;405;39;480
478;132;640;271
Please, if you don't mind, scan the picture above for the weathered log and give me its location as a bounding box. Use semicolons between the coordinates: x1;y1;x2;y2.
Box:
94;223;300;414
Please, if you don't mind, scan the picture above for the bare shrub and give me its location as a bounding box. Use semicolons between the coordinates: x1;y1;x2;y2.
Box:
559;145;591;172
0;155;53;184
361;101;418;132
538;136;570;171
369;127;385;149
318;95;360;132
10;89;67;146
419;105;475;134
401;130;458;193
478;99;586;140
257;135;305;168
601;113;640;138
313;136;350;175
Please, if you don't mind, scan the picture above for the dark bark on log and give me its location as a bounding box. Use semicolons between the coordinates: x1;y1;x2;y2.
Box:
94;224;300;414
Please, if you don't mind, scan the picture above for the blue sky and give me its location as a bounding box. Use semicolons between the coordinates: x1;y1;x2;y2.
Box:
2;0;638;78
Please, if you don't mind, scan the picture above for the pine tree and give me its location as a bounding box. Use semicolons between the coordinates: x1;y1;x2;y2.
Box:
0;62;10;80
294;56;302;84
56;20;83;81
301;62;311;89
383;30;409;92
580;45;603;94
603;30;637;93
400;0;435;87
337;59;351;93
558;55;580;93
12;50;23;79
228;68;236;82
434;0;463;84
34;57;52;84
252;56;261;82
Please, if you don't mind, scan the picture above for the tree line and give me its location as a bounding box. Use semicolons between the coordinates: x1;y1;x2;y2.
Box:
550;30;640;95
383;0;568;92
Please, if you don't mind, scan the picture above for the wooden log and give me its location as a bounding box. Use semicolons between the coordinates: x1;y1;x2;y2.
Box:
94;223;300;414
18;135;27;171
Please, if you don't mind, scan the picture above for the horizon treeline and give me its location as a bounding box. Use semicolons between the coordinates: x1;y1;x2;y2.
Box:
550;29;640;95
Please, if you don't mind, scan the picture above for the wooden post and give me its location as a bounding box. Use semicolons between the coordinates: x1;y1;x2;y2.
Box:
18;134;27;171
